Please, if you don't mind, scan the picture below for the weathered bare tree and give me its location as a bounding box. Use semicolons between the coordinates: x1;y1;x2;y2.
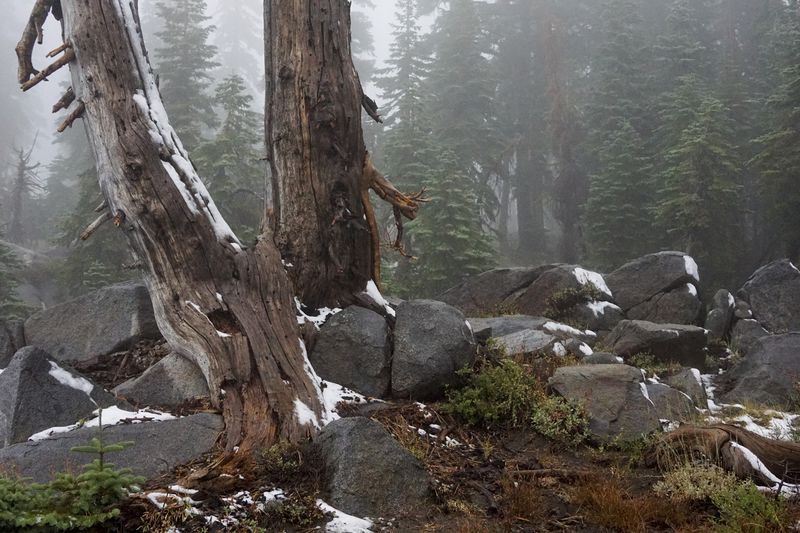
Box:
16;0;328;464
5;136;43;244
265;0;425;307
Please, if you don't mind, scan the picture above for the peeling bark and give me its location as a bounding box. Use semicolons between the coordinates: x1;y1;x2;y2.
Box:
46;0;324;455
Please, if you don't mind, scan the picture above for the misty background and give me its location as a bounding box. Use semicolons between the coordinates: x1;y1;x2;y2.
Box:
1;0;799;318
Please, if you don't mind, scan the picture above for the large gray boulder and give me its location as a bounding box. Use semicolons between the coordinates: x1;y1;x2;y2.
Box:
0;347;116;447
24;282;161;364
114;352;209;407
647;383;696;422
0;319;25;369
309;307;391;398
606;252;700;315
502;264;612;317
494;329;557;358
313;417;430;517
392;300;476;400
626;283;702;325
466;315;547;340
720;333;800;407
606;320;708;368
439;266;549;315
706;290;736;342
0;413;223;483
738;260;800;333
549;365;661;440
664;368;708;409
730;319;770;356
571;301;625;332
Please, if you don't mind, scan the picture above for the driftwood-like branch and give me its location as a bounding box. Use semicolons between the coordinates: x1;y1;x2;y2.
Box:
15;0;54;84
57;101;85;133
52;86;75;113
94;200;108;213
46;42;70;58
80;211;112;241
21;48;75;91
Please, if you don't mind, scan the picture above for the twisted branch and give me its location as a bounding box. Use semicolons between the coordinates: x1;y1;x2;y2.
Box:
15;0;55;84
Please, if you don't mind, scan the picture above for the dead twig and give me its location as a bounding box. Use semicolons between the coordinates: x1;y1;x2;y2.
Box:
22;48;75;91
57;101;85;133
15;0;54;84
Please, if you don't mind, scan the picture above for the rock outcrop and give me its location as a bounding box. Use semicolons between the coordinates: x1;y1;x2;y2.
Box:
605;320;708;368
114;352;209;407
738;259;800;333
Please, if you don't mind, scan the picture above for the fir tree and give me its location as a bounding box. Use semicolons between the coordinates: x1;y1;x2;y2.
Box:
154;0;219;149
0;239;24;319
583;0;656;268
408;150;495;297
352;0;378;83
195;74;265;241
655;80;744;286
753;10;800;261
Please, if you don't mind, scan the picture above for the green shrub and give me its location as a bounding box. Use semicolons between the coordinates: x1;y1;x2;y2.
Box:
530;395;590;446
653;463;739;502
443;360;590;446
711;480;789;533
443;361;539;428
0;410;144;531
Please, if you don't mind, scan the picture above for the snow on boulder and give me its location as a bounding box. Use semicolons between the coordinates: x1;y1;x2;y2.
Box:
605;320;708;369
439;266;553;315
549;364;661;440
738;259;800;333
0;347;116;447
0;413;223;483
392;300;476;400
24;282;161;364
114;352;210;407
309;306;391;398
605;252;701;324
0;318;25;369
494;329;558;358
503;264;612;317
312;417;431;517
466;315;548;341
664;368;708;409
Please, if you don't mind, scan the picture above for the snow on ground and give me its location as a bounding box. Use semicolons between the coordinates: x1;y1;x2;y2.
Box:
28;407;176;442
585;300;622;318
317;500;374;532
543;321;595;340
362;280;396;318
573;267;612;297
295;298;342;328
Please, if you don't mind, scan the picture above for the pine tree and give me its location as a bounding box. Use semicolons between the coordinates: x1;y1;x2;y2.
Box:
352;0;377;83
584;120;653;269
153;0;219;149
583;0;656;268
753;9;800;261
655;80;744;286
0;239;24;319
195;74;265;242
407;150;495;297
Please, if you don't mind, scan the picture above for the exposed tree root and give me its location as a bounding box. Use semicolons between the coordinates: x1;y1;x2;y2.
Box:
654;424;800;486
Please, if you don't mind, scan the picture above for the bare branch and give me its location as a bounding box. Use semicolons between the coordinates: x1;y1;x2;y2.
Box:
80;212;112;241
57;101;86;133
15;0;54;84
52;87;75;113
21;48;75;91
361;92;382;124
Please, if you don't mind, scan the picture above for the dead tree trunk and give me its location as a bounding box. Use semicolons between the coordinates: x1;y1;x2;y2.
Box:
265;0;423;307
18;0;326;457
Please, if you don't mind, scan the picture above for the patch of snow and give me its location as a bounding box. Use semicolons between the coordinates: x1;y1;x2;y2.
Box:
217;331;232;338
685;283;698;297
727;293;735;307
552;342;567;357
215;293;224;304
295;299;342;328
465;320;473;334
790;262;799;274
615;356;624;363
585;300;622;317
317;500;374;533
640;383;655;407
690;368;702;386
573;267;612;297
684;255;700;282
361;280;396;318
578;343;593;357
543;321;596;340
294;398;321;429
48;362;95;397
29;407;176;441
661;420;680;432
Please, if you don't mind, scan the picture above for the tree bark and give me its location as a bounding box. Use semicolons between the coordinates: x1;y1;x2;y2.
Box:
53;0;325;455
265;0;372;307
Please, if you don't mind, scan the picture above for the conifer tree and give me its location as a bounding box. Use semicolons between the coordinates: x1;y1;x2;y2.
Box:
0;238;24;319
195;74;265;242
655;80;744;285
153;0;219;149
407;150;495;297
583;0;655;268
753;9;800;261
